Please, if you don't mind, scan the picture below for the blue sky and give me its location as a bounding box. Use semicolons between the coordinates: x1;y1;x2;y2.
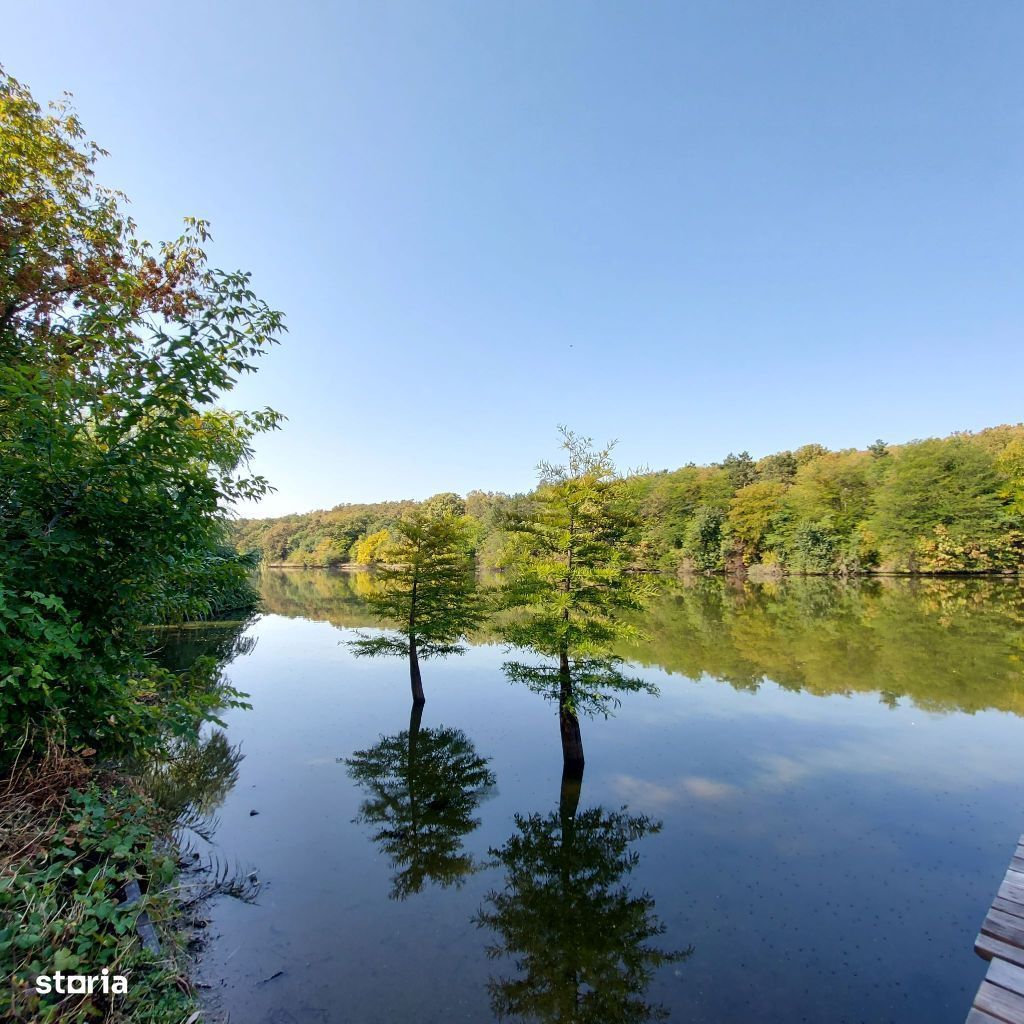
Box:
10;1;1023;515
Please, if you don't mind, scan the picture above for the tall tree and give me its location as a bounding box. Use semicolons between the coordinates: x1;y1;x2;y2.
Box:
346;706;496;900
501;428;657;776
0;68;283;757
349;508;482;704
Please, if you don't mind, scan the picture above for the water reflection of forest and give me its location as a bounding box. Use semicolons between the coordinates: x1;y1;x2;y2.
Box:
259;569;1024;716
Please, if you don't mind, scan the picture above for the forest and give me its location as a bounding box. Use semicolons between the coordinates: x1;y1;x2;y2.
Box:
231;424;1024;576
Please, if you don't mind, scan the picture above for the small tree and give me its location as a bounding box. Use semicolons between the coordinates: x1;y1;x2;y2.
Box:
501;428;657;776
349;508;481;704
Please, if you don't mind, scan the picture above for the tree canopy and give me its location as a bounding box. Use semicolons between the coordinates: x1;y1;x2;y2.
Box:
0;67;283;758
500;428;657;773
349;506;482;702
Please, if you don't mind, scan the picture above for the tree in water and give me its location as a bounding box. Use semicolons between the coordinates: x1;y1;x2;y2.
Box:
501;427;658;776
475;777;690;1023
345;704;496;900
349;505;482;704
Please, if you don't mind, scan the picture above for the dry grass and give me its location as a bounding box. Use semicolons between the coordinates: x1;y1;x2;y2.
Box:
0;741;93;874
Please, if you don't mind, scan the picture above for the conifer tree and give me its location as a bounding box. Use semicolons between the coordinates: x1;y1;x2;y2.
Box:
349;507;481;704
501;428;657;776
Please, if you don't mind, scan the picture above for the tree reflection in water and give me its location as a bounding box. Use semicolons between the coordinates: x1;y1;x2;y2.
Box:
135;617;260;900
141;616;256;833
476;772;691;1023
346;704;497;900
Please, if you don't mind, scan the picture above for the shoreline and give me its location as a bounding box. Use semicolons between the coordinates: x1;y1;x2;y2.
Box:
263;561;1023;580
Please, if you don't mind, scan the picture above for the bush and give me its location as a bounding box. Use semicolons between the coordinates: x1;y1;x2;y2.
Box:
0;765;199;1023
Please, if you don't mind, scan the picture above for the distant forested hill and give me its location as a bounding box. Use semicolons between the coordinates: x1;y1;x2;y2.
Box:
229;425;1024;575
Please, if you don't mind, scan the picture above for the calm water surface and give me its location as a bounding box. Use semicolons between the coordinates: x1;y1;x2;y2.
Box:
179;571;1024;1024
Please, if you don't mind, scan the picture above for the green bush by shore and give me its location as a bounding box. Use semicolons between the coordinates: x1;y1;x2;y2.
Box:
1;66;280;1023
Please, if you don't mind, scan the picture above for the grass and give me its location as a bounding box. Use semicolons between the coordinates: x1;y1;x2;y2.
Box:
0;748;205;1023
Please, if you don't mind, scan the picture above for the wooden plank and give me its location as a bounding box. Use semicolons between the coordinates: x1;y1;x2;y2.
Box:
1006;869;1024;886
968;1007;1008;1024
993;898;1024;922
982;908;1024;949
988;958;1024;999
977;932;1024;968
999;879;1024;905
974;979;1024;1022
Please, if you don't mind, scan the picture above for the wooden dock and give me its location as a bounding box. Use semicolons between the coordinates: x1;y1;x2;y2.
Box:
970;834;1024;1023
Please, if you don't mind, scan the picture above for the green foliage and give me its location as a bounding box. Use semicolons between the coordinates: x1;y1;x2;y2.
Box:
683;505;725;572
726;482;788;564
788;522;838;574
720;450;757;490
235;500;421;565
997;438;1024;516
500;429;656;717
0;584;249;760
237;424;1024;579
1;783;200;1023
0;68;281;758
349;508;482;662
756;449;798;483
786;450;874;541
869;438;1009;569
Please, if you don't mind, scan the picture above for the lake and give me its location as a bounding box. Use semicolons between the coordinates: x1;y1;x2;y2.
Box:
174;570;1024;1023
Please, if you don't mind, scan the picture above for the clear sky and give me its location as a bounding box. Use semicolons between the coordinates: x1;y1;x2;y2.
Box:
9;2;1023;515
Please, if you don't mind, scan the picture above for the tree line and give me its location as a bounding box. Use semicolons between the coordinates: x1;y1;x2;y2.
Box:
233;424;1024;577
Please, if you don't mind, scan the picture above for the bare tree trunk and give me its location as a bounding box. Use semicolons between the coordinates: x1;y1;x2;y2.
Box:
558;647;584;776
409;636;425;705
408;570;425;705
